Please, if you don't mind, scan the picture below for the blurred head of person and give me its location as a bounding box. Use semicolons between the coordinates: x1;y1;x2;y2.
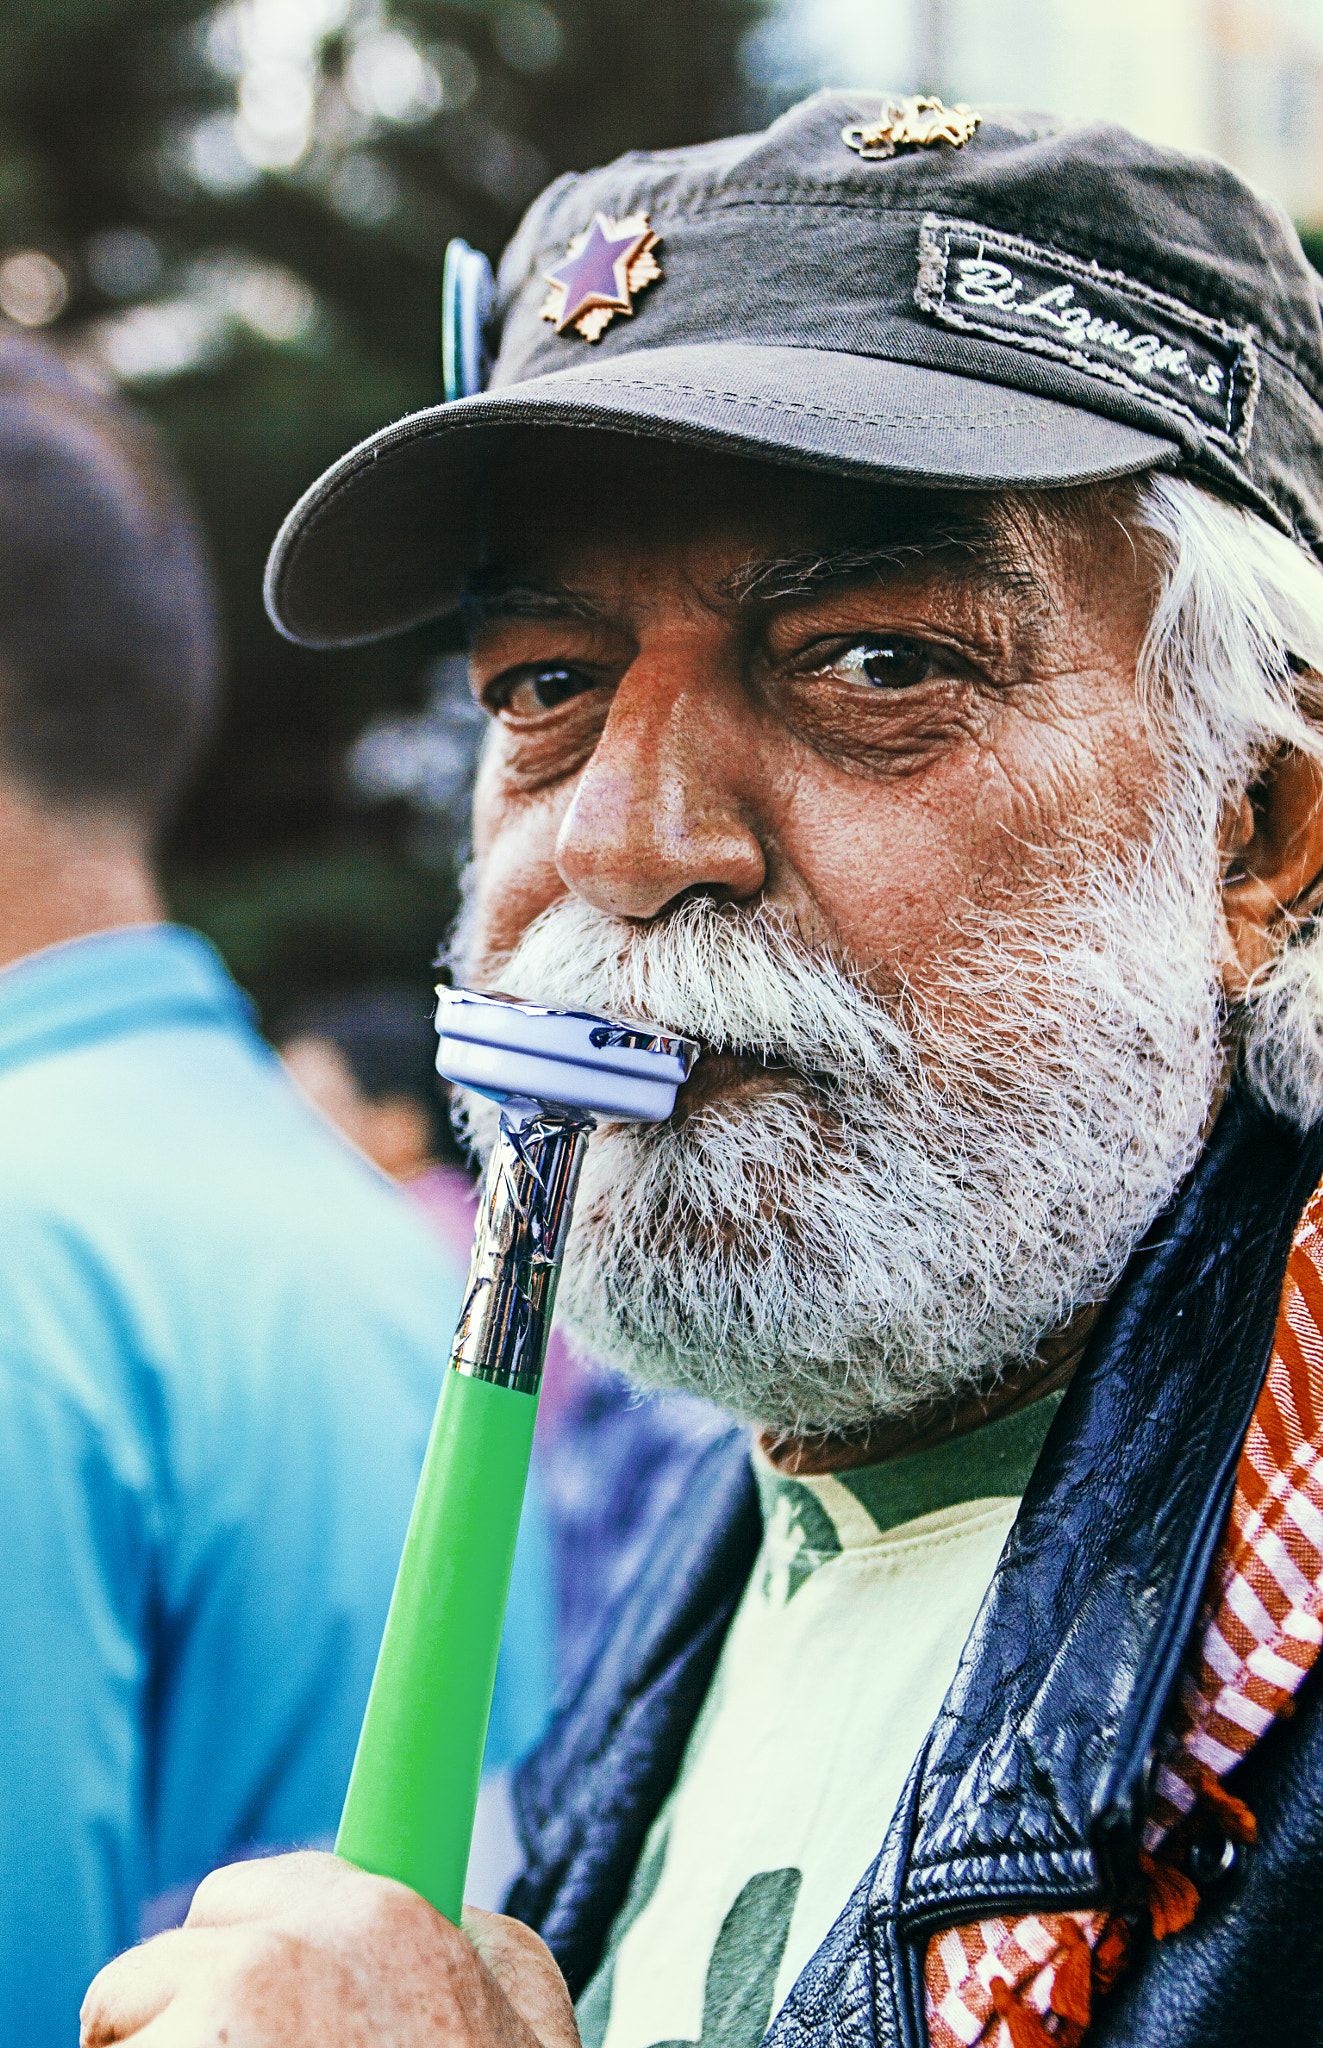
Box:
278;988;457;1182
0;329;221;965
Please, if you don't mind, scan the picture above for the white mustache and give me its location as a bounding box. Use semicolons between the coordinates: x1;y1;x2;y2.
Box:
485;893;887;1085
476;866;1210;1115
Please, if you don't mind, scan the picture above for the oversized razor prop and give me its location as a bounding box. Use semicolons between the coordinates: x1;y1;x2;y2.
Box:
335;988;698;1923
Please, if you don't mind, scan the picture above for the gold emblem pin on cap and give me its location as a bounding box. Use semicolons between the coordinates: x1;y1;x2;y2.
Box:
540;212;663;343
843;95;981;160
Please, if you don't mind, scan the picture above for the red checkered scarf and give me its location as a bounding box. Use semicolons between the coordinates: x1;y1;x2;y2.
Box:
924;1176;1323;2048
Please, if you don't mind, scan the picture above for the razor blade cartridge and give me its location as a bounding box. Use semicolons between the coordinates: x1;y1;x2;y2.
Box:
435;987;698;1122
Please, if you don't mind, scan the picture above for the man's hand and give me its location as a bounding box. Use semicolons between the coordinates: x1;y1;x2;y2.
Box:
80;1851;581;2048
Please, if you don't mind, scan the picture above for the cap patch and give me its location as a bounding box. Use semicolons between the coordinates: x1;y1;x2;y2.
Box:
916;215;1259;455
540;213;662;343
843;96;981;159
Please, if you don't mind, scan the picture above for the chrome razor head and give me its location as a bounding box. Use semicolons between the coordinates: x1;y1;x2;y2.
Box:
435;987;699;1124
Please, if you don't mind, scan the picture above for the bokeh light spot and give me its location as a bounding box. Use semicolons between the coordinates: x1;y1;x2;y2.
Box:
344;28;442;123
85;228;164;300
0;250;69;328
492;1;564;75
326;152;401;226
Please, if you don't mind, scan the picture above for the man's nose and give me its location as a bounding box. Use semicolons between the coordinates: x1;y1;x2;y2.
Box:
554;638;766;920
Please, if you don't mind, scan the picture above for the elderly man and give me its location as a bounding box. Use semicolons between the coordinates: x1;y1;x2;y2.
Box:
84;98;1323;2048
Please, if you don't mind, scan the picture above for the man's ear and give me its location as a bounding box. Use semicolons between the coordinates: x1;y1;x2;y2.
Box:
1219;742;1323;995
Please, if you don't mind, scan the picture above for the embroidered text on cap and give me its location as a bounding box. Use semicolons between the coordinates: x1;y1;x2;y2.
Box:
540;213;663;343
915;215;1259;455
842;96;981;160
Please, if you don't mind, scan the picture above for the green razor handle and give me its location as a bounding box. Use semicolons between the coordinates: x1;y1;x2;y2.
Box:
335;1106;590;1924
335;988;697;1923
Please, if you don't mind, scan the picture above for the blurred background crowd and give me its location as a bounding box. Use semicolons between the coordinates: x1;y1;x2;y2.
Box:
4;0;1322;1046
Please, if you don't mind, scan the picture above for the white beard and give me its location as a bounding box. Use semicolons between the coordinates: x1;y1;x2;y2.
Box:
452;812;1225;1436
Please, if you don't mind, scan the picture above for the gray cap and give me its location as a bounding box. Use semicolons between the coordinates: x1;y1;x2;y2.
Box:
266;90;1323;647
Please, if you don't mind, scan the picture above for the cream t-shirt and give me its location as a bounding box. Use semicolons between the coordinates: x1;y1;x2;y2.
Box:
576;1395;1062;2048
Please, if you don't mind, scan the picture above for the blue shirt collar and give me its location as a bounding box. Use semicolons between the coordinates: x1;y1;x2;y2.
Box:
0;925;256;1079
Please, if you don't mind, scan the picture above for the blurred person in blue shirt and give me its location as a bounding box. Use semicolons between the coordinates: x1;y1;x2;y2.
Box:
0;333;549;2039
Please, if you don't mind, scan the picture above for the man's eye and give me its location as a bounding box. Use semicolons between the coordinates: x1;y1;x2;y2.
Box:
825;637;937;690
494;665;595;715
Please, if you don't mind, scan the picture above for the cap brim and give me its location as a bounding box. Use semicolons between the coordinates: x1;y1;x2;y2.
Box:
266;342;1178;647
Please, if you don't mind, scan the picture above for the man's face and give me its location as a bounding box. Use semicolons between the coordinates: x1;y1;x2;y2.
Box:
455;438;1223;1432
464;438;1155;1037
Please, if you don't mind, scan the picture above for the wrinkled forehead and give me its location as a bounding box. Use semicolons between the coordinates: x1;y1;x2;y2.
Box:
465;429;1122;627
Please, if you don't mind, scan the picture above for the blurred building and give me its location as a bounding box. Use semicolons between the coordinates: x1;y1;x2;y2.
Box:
1212;0;1323;223
744;0;1323;227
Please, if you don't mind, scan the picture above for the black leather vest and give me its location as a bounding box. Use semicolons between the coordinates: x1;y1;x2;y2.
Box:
508;1084;1323;2045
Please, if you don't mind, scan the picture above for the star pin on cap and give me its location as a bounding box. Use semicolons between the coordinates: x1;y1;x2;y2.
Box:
540;211;662;343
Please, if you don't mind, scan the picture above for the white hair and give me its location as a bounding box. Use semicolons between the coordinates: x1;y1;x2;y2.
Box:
1132;473;1323;1126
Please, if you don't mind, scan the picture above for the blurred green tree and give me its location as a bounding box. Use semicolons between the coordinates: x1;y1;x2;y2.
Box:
0;0;759;1021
